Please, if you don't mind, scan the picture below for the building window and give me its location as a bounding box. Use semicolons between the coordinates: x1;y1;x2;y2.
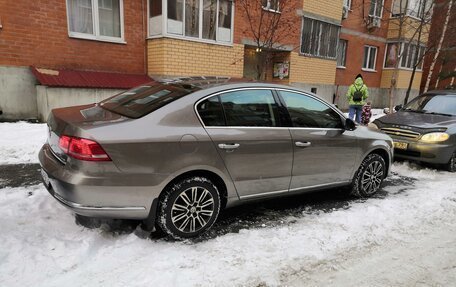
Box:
336;39;347;68
392;0;433;19
369;0;383;18
385;42;426;70
301;17;340;59
342;0;351;19
362;45;377;71
149;0;233;43
67;0;124;42
262;0;280;12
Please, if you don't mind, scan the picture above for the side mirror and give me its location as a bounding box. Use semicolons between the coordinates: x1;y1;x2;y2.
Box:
345;118;356;131
394;104;403;111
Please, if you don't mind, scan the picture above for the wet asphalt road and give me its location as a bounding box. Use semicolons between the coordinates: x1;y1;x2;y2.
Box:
0;164;42;189
0;163;416;240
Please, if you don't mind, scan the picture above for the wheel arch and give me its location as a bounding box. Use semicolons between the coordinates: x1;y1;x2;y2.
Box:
160;169;229;210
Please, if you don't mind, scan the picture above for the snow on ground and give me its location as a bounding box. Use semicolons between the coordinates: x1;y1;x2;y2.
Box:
0;122;47;165
370;108;386;122
0;163;455;287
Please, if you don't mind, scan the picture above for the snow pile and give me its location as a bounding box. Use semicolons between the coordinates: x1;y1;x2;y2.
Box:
0;122;47;165
370;108;385;122
0;163;455;286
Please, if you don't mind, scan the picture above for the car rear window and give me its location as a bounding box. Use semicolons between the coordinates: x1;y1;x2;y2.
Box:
100;82;199;118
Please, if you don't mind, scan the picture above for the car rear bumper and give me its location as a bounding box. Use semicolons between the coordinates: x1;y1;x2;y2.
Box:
44;183;147;218
39;144;162;219
391;137;454;164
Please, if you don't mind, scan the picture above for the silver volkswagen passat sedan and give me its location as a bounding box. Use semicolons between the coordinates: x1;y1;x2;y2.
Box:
39;77;393;239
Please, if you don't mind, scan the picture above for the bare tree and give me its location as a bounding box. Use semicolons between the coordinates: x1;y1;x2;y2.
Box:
403;0;434;104
381;0;434;111
237;0;300;80
424;0;455;92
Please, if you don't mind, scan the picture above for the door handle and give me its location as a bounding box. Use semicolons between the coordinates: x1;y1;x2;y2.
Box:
218;143;240;150
295;141;311;148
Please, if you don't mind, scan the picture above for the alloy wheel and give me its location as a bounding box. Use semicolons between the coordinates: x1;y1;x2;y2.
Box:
170;186;215;233
361;160;384;195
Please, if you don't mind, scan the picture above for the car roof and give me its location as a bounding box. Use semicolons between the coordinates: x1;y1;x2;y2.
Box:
155;76;297;91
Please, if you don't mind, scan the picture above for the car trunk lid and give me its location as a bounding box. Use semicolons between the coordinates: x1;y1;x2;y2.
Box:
47;104;125;163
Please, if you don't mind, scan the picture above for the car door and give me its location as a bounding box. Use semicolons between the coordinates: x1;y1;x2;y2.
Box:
277;90;358;190
196;88;293;199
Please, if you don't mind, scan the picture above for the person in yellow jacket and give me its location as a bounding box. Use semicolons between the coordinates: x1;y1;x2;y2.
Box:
346;74;369;123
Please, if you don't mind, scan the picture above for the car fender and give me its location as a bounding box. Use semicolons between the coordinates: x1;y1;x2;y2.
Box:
355;140;393;178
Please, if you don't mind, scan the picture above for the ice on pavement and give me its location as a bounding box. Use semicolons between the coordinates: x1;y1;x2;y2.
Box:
0;162;455;287
0;122;47;165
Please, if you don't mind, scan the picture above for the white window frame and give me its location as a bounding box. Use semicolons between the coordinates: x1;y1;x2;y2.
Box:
369;0;384;18
391;0;433;20
362;45;378;72
262;0;280;13
383;42;426;71
343;0;352;10
336;39;347;68
66;0;125;44
147;0;235;46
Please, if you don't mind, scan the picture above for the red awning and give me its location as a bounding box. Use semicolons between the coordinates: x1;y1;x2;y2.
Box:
31;67;153;89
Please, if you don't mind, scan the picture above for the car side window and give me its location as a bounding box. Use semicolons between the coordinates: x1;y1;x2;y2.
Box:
279;91;343;129
197;96;225;126
219;90;279;127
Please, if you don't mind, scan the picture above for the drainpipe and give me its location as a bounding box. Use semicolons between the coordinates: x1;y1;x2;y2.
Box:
142;0;148;75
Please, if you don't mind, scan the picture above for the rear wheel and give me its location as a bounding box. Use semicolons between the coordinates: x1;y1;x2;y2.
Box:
445;152;456;172
158;176;221;239
350;153;386;197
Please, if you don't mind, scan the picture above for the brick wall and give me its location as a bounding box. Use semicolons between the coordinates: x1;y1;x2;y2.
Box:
380;70;423;89
387;18;431;43
302;0;343;21
147;38;244;77
336;0;392;88
0;0;146;74
290;53;337;85
233;0;302;49
336;33;387;87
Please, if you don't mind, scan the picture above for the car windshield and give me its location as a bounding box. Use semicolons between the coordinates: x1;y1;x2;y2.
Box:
403;94;456;116
100;82;200;118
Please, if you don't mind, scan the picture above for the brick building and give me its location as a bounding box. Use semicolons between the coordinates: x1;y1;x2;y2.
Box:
0;0;151;120
0;0;437;120
336;0;432;108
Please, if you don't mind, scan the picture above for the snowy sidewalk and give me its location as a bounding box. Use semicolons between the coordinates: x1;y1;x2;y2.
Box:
0;122;46;165
0;163;455;286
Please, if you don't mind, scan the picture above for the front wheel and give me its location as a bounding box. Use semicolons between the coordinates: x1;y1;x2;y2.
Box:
350;153;386;197
445;152;456;172
158;176;221;239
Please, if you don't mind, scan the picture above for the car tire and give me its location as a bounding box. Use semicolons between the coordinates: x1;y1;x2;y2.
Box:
350;153;386;197
157;176;221;239
446;151;456;172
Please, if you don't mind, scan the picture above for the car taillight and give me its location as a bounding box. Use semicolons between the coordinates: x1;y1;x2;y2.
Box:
58;135;111;161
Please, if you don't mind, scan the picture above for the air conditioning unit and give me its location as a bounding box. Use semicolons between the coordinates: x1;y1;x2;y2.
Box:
367;16;381;29
342;6;349;19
